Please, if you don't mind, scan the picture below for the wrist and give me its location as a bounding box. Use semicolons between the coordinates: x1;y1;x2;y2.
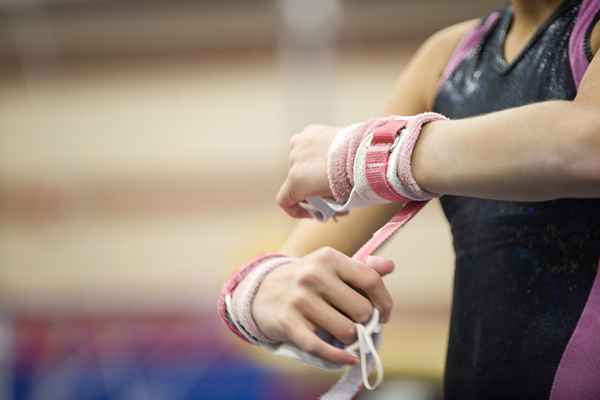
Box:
410;119;446;196
327;121;376;202
302;113;448;222
218;253;293;344
231;256;292;344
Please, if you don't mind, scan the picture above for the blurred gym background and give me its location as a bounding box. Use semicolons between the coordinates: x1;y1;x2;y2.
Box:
0;0;500;399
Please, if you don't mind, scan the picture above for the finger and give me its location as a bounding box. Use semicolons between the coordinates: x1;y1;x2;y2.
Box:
287;318;358;366
334;259;394;323
282;204;311;219
276;178;296;210
307;248;393;322
276;179;310;218
365;255;395;277
318;274;374;327
300;292;358;345
290;205;311;219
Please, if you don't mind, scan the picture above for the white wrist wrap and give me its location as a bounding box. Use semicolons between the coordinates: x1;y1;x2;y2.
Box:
302;113;447;221
226;256;293;344
224;257;385;399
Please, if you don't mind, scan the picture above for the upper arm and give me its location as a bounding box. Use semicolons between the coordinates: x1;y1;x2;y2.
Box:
575;21;600;107
281;20;478;257
569;22;600;176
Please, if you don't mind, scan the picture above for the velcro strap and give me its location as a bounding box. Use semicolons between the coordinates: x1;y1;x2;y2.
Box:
353;201;428;263
365;120;411;202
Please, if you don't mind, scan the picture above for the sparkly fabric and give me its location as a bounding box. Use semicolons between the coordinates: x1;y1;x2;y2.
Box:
433;1;600;399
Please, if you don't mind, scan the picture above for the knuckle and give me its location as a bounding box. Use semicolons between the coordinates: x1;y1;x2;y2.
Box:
315;246;338;263
340;324;357;344
298;268;321;288
390;296;395;310
288;297;305;312
275;191;285;206
358;303;374;322
288;288;310;310
288;165;299;181
302;340;318;354
362;268;382;289
287;168;304;189
383;297;394;314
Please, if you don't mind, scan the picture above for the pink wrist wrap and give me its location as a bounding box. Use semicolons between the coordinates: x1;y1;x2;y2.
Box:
327;118;391;202
389;113;446;201
217;253;293;344
218;112;449;400
326;113;447;206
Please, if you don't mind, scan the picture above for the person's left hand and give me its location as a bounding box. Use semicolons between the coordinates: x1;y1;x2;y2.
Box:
276;124;339;218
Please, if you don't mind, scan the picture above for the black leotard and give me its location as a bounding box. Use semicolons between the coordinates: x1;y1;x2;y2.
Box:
433;1;600;398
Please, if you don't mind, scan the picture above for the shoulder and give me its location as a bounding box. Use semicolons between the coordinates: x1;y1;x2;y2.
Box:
424;19;481;51
414;19;480;109
385;18;486;114
418;19;480;69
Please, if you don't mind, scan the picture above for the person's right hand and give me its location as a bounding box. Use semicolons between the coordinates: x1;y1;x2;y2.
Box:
252;247;395;365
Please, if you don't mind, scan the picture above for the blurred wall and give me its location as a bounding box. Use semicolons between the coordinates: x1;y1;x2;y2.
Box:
0;1;501;399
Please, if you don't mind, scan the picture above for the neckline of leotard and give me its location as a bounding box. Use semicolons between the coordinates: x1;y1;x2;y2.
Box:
491;0;579;74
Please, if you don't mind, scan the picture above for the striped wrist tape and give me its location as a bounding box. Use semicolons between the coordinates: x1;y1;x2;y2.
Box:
302;112;447;222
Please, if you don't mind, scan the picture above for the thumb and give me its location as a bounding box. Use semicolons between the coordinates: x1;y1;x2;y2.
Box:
365;255;395;276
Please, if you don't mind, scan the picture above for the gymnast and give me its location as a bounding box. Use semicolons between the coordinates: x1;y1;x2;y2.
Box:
220;1;600;398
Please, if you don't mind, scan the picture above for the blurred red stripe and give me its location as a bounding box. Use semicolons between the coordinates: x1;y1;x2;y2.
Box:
0;171;284;223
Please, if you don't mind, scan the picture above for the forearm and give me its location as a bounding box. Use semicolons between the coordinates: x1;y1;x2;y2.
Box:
280;203;403;257
413;100;600;201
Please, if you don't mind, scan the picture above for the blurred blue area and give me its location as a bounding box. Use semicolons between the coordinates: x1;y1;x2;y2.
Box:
7;315;322;400
14;358;278;400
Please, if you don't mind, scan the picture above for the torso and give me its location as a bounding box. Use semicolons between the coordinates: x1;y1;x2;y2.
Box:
433;1;600;399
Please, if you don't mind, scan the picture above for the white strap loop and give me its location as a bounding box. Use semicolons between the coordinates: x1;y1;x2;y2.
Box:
225;263;385;398
356;323;383;391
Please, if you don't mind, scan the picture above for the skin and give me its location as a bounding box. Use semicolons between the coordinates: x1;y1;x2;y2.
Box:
414;9;600;200
253;0;600;366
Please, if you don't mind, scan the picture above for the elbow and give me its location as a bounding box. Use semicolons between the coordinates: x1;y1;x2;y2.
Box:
560;103;600;189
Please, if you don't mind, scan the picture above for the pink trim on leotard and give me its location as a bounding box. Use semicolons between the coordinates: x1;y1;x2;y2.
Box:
550;258;600;400
439;12;502;84
569;0;600;88
550;5;600;395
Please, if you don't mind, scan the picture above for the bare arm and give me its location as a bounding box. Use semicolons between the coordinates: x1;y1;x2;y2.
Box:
244;21;479;365
412;24;600;202
281;20;477;257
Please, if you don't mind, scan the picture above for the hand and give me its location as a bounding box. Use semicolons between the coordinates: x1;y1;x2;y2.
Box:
252;247;395;365
276;114;446;221
276;124;339;218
